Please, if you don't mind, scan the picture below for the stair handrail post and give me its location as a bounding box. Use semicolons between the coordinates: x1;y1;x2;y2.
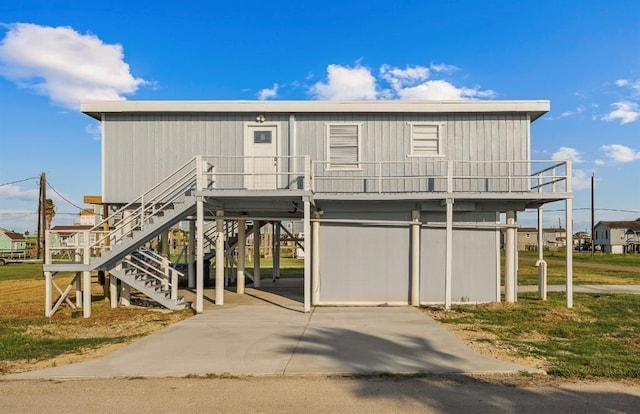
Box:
140;194;145;231
304;155;311;191
378;161;382;194
447;160;453;194
196;155;203;191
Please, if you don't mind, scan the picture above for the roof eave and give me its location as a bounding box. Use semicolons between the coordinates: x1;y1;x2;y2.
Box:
81;100;550;121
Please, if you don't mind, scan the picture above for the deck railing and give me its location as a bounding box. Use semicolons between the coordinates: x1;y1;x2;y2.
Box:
312;159;571;194
45;157;571;261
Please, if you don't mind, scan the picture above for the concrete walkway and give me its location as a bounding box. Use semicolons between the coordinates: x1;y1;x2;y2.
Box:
8;281;536;379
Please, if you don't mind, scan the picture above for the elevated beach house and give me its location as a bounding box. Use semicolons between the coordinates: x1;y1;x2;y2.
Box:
44;100;574;317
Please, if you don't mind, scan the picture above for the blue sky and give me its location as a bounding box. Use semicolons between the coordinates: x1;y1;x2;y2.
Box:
0;0;639;233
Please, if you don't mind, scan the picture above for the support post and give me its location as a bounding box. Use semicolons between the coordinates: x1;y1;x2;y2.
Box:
311;215;320;305
215;211;225;305
188;220;196;288
304;200;311;312
85;281;95;311
411;210;421;306
110;270;118;308
237;219;246;294
75;271;82;308
444;199;453;310
82;231;91;318
253;221;261;288
44;230;52;317
505;211;517;303
120;283;130;306
537;206;547;300
161;230;170;258
273;222;281;281
196;197;204;313
566;197;574;308
74;250;82;307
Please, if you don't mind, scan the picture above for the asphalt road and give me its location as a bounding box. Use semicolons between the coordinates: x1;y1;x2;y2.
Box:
1;376;639;414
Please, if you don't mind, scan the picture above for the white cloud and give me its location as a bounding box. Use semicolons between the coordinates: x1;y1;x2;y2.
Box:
380;64;429;91
601;144;640;163
85;122;101;140
429;63;458;73
309;62;494;101
615;78;640;94
572;169;591;190
602;102;640;124
0;184;39;202
0;23;145;109
552;147;584;163
560;106;585;118
396;80;495;100
594;159;606;166
257;83;278;100
310;64;377;100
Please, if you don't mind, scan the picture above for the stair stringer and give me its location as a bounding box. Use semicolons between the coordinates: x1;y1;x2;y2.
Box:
92;197;197;271
108;267;186;310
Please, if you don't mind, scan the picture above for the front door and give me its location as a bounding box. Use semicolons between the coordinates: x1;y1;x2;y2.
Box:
245;125;278;189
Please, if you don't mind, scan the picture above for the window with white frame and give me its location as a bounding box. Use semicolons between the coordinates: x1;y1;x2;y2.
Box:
410;123;442;156
327;124;360;169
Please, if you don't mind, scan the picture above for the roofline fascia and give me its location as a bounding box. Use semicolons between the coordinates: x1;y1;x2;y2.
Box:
81;100;550;122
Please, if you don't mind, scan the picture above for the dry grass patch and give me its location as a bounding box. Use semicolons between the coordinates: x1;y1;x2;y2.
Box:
0;264;192;375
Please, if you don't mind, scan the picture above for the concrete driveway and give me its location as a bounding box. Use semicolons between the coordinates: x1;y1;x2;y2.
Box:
9;280;536;379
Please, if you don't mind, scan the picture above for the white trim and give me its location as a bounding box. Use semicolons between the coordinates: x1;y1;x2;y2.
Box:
325;122;362;171
82;100;550;121
243;122;279;189
408;122;444;157
101;113;105;201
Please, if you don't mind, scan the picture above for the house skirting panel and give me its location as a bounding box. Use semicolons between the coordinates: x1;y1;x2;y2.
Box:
316;208;499;305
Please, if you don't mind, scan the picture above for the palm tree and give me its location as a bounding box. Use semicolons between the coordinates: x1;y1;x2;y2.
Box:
44;198;55;229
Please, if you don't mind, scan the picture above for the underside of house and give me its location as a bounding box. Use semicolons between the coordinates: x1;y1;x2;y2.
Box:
43;100;574;317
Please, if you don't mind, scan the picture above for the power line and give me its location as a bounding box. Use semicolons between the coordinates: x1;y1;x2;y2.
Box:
45;181;84;211
519;208;640;214
0;212;80;216
0;176;39;187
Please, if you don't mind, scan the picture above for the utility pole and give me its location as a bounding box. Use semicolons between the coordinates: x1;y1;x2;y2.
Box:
591;173;595;256
36;173;46;259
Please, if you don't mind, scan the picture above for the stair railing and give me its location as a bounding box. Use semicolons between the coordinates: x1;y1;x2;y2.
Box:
124;248;185;302
87;157;201;257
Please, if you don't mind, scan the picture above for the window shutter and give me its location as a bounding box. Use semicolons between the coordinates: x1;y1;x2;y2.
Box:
412;124;440;156
329;124;359;168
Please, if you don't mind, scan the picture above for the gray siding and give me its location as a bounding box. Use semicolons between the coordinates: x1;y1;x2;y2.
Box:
103;112;529;202
420;212;499;303
319;211;411;303
103;113;290;202
316;206;499;305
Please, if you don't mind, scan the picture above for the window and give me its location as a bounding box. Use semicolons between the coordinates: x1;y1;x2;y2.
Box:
410;123;443;156
327;124;360;169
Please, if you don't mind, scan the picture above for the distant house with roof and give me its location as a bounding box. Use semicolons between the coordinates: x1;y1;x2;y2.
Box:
512;227;567;251
594;221;640;254
77;208;98;226
0;228;27;258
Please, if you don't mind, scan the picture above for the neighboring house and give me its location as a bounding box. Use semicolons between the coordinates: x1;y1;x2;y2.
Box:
45;100;574;316
516;227;538;251
0;228;27;258
594;221;640;254
49;225;94;248
77;208;98;226
513;227;567;251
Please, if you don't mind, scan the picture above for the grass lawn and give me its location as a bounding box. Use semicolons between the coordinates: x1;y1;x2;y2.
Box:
507;250;640;285
424;292;640;378
1;253;639;379
0;263;192;374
